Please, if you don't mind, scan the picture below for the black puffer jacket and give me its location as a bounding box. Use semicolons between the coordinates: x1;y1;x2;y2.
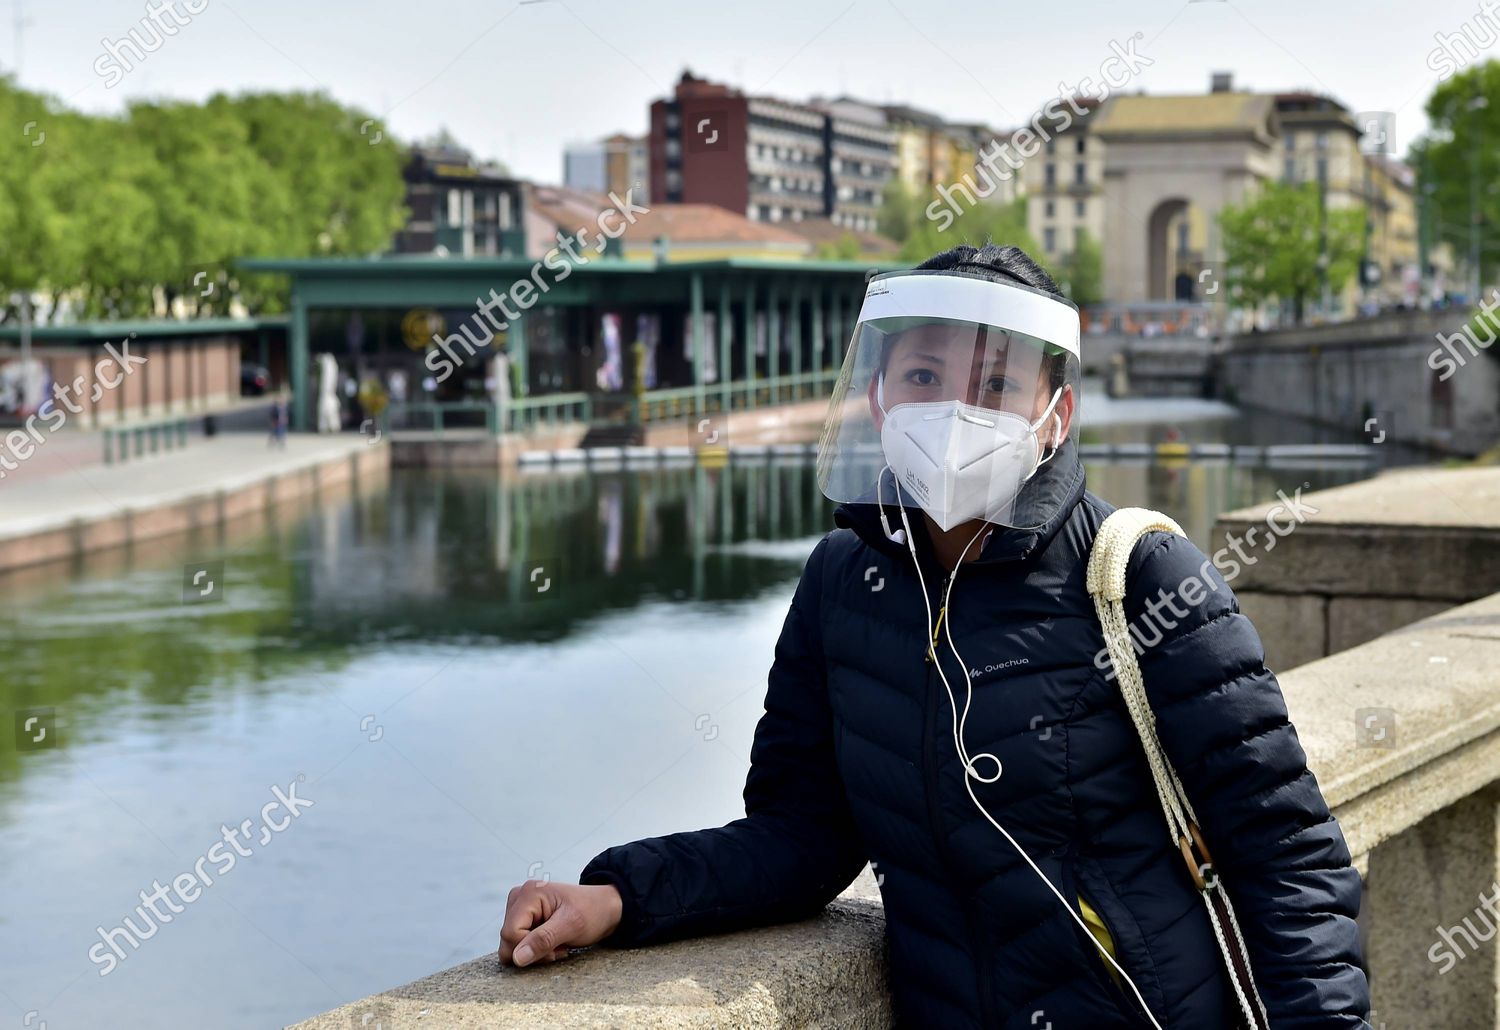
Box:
581;455;1371;1028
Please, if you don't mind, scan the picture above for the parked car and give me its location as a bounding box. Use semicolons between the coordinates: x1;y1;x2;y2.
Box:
240;364;270;396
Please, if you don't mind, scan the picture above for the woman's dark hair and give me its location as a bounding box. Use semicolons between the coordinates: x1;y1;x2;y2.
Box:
880;242;1071;393
914;241;1063;298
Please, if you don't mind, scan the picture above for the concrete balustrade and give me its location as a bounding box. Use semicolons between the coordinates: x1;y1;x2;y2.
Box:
291;466;1500;1029
1213;465;1500;670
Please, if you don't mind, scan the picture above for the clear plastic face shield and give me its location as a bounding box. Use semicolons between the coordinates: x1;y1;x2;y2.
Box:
816;270;1082;533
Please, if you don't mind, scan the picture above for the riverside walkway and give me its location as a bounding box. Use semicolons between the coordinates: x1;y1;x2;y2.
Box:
0;432;387;572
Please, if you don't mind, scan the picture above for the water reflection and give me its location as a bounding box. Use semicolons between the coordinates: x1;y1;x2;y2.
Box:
0;453;1374;784
0;416;1394;1029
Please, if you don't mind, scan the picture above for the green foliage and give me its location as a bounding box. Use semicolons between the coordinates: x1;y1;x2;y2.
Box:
815;232;864;261
877;178;918;243
1050;229;1104;306
1414;59;1500;289
0;78;408;321
1217;180;1364;321
897;193;1039;265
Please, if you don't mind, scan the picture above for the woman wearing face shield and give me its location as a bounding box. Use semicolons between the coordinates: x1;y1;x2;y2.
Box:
499;244;1371;1029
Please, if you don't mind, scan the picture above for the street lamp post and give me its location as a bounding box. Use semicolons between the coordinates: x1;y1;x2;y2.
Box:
1468;95;1488;303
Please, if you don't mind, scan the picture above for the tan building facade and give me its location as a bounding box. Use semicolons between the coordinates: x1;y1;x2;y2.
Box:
1019;99;1107;265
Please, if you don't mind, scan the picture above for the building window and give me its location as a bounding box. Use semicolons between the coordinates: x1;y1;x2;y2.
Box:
1045;163;1056;186
1074;162;1086;186
1285;133;1294;150
1316;158;1328;182
1316;132;1329;151
446;189;462;226
1074;226;1084;249
1044;227;1056;252
1075;200;1086;218
1284;158;1296;181
1046;138;1055;154
1045;201;1055;217
1075;137;1086;154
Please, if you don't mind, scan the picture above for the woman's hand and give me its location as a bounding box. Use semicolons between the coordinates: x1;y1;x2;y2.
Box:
499;879;623;967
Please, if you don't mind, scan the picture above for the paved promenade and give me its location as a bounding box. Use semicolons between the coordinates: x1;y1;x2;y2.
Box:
0;432;386;568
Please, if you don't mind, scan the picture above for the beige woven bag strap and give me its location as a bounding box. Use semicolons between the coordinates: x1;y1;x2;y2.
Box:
1087;507;1272;1030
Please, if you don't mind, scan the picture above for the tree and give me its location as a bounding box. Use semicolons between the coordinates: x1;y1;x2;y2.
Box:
211;92;408;313
1052;230;1104;305
1411;59;1500;294
898;193;1039;265
0;77;69;319
0;83;408;321
878;178;920;244
815;232;864;261
1218;180;1364;323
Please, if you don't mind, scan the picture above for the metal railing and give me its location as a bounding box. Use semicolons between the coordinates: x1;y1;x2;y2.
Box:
383;394;596;437
640;370;841;422
102;417;193;464
381;373;839;437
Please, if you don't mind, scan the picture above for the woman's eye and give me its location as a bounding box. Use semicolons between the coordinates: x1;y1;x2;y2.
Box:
905;369;937;387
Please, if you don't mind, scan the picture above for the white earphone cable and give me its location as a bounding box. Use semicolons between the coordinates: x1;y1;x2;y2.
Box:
889;485;1166;1030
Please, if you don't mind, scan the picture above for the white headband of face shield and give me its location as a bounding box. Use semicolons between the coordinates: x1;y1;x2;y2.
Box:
858;271;1081;360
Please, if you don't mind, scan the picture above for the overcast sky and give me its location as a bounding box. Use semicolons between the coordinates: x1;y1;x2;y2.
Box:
4;0;1483;181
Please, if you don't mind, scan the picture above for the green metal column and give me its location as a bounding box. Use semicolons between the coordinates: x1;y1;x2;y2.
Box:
812;286;825;385
717;278;731;413
830;290;844;367
690;271;706;415
788;280;802;400
742;279;757;406
290;291;309;430
767;279;780;406
512;313;529;398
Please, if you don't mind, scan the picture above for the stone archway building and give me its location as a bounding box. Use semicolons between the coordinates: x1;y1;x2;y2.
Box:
1092;91;1281;304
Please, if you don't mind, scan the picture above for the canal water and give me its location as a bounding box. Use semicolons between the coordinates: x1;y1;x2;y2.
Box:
0;398;1406;1029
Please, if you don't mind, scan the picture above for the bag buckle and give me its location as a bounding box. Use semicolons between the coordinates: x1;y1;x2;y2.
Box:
1177;821;1219;893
